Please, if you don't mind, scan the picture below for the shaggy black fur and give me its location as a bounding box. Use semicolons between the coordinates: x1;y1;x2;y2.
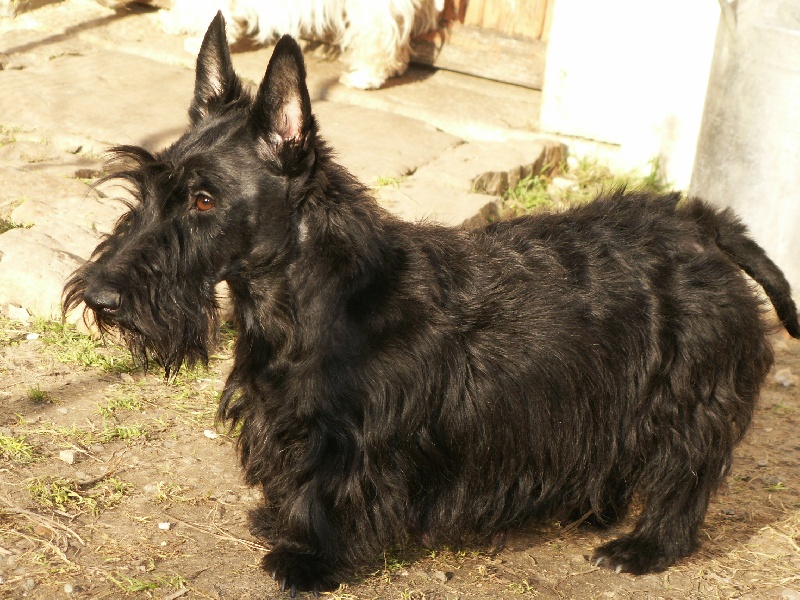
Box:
63;12;800;597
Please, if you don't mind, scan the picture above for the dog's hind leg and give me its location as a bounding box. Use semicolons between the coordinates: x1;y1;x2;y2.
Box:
592;362;762;573
591;454;725;574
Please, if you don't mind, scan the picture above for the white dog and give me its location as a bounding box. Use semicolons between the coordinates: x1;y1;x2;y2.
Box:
160;0;444;89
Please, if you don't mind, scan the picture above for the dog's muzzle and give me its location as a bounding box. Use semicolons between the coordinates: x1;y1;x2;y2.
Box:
83;284;122;314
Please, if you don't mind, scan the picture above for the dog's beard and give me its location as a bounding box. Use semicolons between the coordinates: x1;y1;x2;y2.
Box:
63;270;219;379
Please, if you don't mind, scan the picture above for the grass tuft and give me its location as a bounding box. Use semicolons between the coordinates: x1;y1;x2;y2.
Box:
25;475;131;515
33;319;136;373
0;432;37;463
27;384;50;404
99;422;148;443
106;571;187;593
504;155;671;215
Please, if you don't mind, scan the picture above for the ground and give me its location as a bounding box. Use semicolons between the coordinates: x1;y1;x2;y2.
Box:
0;317;798;600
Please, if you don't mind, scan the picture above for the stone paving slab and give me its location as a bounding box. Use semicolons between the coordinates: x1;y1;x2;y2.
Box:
0;226;84;319
377;183;501;227
313;101;460;183
0;51;461;183
412;139;565;194
0;50;194;149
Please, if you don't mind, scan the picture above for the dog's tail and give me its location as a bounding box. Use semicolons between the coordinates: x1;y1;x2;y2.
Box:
683;198;800;338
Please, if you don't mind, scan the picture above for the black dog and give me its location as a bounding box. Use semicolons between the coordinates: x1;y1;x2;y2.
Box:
64;12;800;597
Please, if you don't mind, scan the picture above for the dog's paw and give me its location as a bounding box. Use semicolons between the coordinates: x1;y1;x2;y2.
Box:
261;545;339;597
339;69;386;90
591;535;676;575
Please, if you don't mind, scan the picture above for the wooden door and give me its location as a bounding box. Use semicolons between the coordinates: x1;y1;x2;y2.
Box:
412;0;552;89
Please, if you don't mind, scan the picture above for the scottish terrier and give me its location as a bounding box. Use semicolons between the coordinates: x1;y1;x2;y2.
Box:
64;12;800;597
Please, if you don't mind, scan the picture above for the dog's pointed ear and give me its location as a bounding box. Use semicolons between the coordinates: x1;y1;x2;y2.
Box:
252;35;315;174
190;11;245;123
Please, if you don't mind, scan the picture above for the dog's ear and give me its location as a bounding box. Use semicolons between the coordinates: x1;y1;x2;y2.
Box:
190;11;245;124
252;35;315;174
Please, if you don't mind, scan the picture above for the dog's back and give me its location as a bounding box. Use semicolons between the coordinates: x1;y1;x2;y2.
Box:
381;191;782;565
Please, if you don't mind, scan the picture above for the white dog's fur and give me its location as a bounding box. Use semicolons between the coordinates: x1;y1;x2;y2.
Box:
160;0;444;89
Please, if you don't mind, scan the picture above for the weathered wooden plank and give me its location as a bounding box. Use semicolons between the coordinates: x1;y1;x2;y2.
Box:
460;0;549;39
411;24;546;90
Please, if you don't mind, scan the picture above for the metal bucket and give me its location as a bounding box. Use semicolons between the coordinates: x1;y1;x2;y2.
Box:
691;0;800;300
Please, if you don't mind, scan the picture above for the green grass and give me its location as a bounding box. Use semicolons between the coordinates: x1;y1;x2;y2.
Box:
0;432;37;463
97;394;143;419
30;418;150;449
0;315;25;344
106;572;187;594
27;384;50;404
0;218;31;234
33;319;136;373
0;124;18;146
99;422;149;443
25;475;131;515
504;155;671;215
30;422;94;446
149;481;193;504
373;175;406;189
503;175;552;212
765;481;787;492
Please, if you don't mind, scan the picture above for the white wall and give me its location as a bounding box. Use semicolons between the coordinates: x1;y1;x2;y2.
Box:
539;0;720;189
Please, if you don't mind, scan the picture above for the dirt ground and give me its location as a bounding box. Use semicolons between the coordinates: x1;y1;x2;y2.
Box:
0;316;799;600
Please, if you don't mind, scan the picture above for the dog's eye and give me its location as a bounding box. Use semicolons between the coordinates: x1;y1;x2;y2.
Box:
193;193;216;211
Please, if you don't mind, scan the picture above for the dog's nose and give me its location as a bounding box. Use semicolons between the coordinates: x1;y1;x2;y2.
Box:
84;285;122;313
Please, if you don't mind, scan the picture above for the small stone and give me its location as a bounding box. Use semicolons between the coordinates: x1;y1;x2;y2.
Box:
781;589;800;600
25;332;39;341
550;176;578;190
160;540;167;546
120;373;134;384
721;507;735;516
432;570;450;583
21;577;36;592
64;583;74;594
143;483;158;494
413;570;429;580
58;450;76;464
220;492;239;504
7;304;30;323
774;367;798;387
56;407;69;415
158;522;172;531
757;460;768;468
203;429;218;439
74;471;92;483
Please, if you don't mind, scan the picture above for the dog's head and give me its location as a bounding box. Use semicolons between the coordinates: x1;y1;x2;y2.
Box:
63;12;318;376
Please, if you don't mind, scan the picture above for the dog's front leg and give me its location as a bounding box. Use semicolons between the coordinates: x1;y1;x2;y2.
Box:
258;485;344;597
